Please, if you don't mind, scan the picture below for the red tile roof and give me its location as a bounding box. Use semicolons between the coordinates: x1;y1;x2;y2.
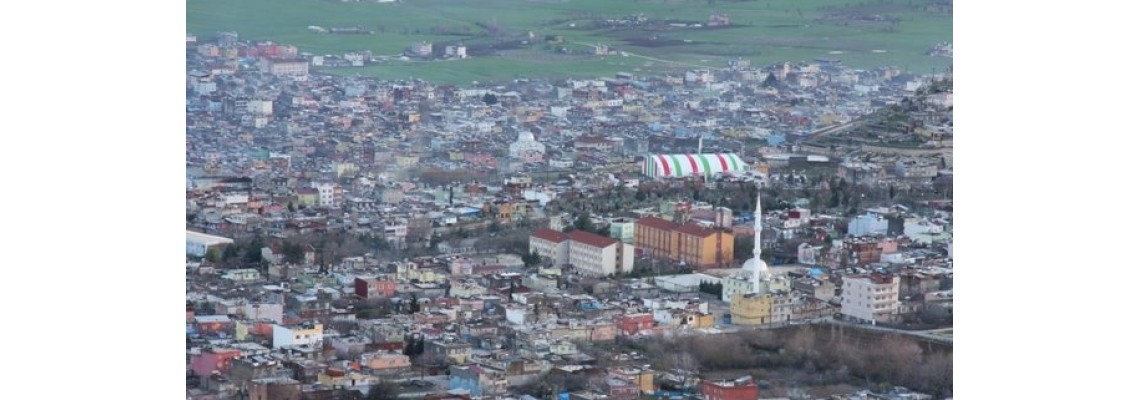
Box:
568;230;619;248
636;216;678;231
675;223;718;237
531;228;569;243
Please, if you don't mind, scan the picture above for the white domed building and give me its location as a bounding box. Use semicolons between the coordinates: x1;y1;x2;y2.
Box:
509;130;546;164
722;193;789;303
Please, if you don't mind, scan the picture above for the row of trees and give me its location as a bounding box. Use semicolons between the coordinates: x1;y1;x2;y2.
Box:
697;281;723;297
628;325;952;397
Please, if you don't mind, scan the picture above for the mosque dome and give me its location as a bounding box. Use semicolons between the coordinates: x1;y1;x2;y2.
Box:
741;256;770;280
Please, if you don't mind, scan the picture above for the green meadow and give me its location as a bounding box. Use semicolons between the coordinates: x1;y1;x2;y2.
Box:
188;0;952;84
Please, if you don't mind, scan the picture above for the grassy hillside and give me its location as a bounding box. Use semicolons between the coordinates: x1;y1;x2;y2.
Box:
188;0;952;84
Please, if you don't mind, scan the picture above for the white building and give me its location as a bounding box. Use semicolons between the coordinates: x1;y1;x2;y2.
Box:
505;304;531;325
314;182;341;208
848;213;890;236
272;323;324;349
246;100;273;116
840;273;900;324
566;231;633;277
187;230;234;257
445;45;467;59
509;131;546;163
529;228;570;267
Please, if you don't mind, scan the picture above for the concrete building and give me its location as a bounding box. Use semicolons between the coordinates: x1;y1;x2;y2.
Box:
700;377;759;400
427;339;472;364
360;352;412;375
187;230;234;257
259;58;309;77
248;377;301;400
313;182;341;209
354;277;397;299
634;217;734;269
848;213;889;236
608;217;636;244
190;348;242;377
841;273;900;324
567;230;634;277
529;228;570;267
272;323;324;349
449;364;507;396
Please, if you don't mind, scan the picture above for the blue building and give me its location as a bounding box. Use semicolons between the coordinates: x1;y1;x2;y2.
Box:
848;213;889;236
449;364;506;396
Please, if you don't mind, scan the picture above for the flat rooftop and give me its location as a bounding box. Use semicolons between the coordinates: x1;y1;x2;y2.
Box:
187;230;234;245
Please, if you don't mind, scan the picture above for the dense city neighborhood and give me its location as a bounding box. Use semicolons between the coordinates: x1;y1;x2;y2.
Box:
187;30;952;400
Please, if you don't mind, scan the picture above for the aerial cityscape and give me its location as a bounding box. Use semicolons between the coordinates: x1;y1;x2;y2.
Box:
186;1;953;399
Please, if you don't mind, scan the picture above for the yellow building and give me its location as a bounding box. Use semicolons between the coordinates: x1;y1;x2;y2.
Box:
693;313;716;329
612;367;656;394
396;154;420;167
297;190;319;207
235;321;249;341
396;263;446;283
752;162;770;175
730;293;774;325
634;217;734;269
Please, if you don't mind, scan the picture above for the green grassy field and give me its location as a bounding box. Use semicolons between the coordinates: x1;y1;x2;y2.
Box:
188;0;952;84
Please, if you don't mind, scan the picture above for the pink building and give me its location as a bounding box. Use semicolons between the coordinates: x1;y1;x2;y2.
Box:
616;313;655;336
464;153;498;168
877;237;899;254
191;348;242;377
589;323;617;342
361;352;412;374
355;278;398;299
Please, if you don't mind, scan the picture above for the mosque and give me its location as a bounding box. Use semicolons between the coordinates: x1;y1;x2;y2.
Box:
722;192;789;303
508;130;546;164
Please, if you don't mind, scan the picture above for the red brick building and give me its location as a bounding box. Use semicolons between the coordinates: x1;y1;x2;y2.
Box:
700;377;758;400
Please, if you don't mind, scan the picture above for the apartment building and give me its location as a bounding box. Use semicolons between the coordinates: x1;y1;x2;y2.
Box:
841;272;900;324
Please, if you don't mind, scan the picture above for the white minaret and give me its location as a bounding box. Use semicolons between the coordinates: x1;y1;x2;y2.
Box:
749;191;771;293
753;194;763;261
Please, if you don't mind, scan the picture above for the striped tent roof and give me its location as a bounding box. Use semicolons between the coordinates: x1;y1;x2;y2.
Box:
642;153;747;178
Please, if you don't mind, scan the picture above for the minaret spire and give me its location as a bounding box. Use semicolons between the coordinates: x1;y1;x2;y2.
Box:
753;192;763;260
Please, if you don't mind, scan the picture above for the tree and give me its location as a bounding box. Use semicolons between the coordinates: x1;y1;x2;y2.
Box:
409;293;421;314
287;201;296;213
244;236;265;264
482;93;498;105
573;214;594;231
282;242;305;265
523;250;542;268
222;244;240;264
365;380;401;400
205;248;222;263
